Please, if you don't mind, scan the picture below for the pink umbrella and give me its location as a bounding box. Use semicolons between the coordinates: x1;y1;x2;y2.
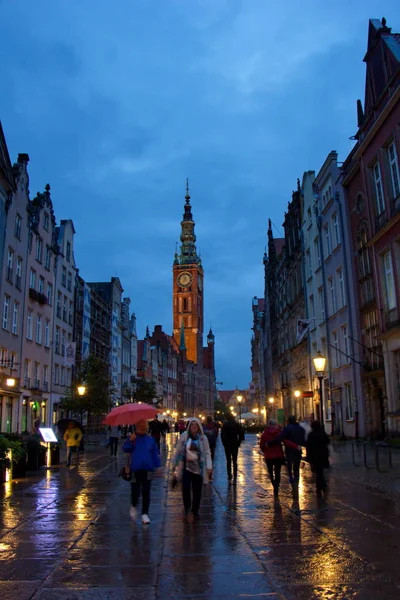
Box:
102;403;162;426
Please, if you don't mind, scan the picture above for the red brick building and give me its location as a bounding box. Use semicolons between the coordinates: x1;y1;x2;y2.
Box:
342;18;400;437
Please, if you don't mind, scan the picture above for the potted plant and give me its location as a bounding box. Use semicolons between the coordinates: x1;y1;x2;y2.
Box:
0;436;26;483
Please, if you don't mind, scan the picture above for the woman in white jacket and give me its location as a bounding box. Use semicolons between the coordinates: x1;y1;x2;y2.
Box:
173;418;212;522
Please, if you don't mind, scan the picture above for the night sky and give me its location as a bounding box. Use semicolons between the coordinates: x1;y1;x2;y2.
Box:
0;1;398;388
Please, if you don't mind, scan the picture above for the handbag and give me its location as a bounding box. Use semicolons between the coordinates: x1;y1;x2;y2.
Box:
119;464;132;482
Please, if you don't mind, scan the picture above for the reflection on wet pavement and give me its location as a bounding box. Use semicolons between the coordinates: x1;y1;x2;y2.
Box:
0;434;399;599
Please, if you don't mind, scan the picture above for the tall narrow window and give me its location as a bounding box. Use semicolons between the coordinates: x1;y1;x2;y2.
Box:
15;214;22;239
324;224;331;256
306;249;312;278
2;295;10;330
36;315;42;344
38;276;45;294
36;238;43;262
373;161;385;214
66;241;71;261
55;327;60;354
57;292;62;318
318;287;325;322
29;269;36;290
26;309;33;339
44;319;50;347
309;295;315;319
12;301;19;335
6;249;14;282
329;277;337;315
16;257;22;290
61;267;67;287
388;141;400;198
314;237;321;268
332;330;340;368
67;271;72;291
383;251;396;310
342;325;350;364
332;213;340;247
47;283;53;305
45;247;51;270
344;383;354;420
43;213;49;231
337;268;346;309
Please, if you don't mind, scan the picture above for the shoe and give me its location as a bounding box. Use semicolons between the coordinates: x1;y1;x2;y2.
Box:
187;512;194;524
129;506;137;519
141;514;150;525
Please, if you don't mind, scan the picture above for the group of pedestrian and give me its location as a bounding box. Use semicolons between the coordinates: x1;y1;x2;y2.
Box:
260;415;330;498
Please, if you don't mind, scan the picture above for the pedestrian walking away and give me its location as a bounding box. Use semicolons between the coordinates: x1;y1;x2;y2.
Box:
107;425;120;457
221;413;244;484
203;415;219;463
173;418;212;522
148;416;163;451
259;419;299;497
306;420;330;496
122;419;161;525
64;422;83;467
266;415;305;498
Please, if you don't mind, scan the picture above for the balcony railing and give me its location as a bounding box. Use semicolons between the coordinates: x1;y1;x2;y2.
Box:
31;379;40;390
42;381;48;392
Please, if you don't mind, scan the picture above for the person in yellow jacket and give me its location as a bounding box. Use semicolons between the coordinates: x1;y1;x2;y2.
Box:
64;422;83;467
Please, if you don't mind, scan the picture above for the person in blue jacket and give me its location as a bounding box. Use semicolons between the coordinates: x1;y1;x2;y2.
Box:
122;419;161;524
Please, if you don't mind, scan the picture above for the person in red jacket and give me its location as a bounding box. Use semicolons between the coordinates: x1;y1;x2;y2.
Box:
260;419;299;496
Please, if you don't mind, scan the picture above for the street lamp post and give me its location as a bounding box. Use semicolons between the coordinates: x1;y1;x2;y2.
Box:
77;385;86;425
313;351;326;428
294;389;301;419
236;395;243;423
268;397;275;421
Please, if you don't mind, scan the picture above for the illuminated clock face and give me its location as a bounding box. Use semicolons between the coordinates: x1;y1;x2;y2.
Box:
177;272;192;288
198;275;203;291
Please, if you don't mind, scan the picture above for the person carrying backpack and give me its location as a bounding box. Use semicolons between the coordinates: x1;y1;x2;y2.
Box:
203;416;219;462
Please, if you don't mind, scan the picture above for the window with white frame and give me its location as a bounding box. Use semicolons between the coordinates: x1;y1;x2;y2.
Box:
66;241;71;261
61;330;66;356
324;224;331;256
306;249;312;278
328;277;337;315
26;309;33;339
67;271;72;291
373;161;385;214
309;295;315;319
29;269;36;290
43;365;48;384
332;330;340;367
0;347;8;366
57;292;62;318
342;325;350;364
2;295;10;329
36;238;43;262
314;237;321;268
318;287;324;321
16;257;22;289
383;251;397;310
45;246;51;270
68;301;73;325
6;249;13;282
38;276;45;294
43;213;50;231
55;327;60;354
388;141;400;198
36;315;42;344
15;214;22;239
54;364;59;385
44;319;50;347
344;382;354;420
47;283;53;305
332;213;340;247
12;301;19;335
24;359;30;378
337;268;346;309
61;266;67;287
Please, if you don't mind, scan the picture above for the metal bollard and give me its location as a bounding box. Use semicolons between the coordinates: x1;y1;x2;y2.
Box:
352;439;363;466
375;442;393;473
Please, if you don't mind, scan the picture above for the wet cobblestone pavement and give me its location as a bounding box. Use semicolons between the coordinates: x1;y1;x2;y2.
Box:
1;434;400;599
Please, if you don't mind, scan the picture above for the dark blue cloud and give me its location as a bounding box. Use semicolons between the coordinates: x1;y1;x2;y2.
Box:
1;0;398;388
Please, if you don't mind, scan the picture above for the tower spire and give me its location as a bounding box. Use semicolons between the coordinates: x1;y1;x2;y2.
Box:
179;179;199;265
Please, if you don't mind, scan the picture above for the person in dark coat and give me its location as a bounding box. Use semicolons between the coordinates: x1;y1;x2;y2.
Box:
203;416;219;462
306;420;330;495
221;413;244;484
266;415;305;498
148;417;163;451
260;419;299;496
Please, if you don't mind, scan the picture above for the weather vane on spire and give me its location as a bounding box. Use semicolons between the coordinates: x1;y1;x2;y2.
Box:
185;178;190;202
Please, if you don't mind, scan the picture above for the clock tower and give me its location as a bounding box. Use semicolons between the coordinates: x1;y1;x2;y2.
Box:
173;181;204;364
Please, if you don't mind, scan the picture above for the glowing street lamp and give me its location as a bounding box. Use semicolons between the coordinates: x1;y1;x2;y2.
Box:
77;385;86;397
294;390;301;398
313;351;327;424
236;394;243;423
6;378;16;387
